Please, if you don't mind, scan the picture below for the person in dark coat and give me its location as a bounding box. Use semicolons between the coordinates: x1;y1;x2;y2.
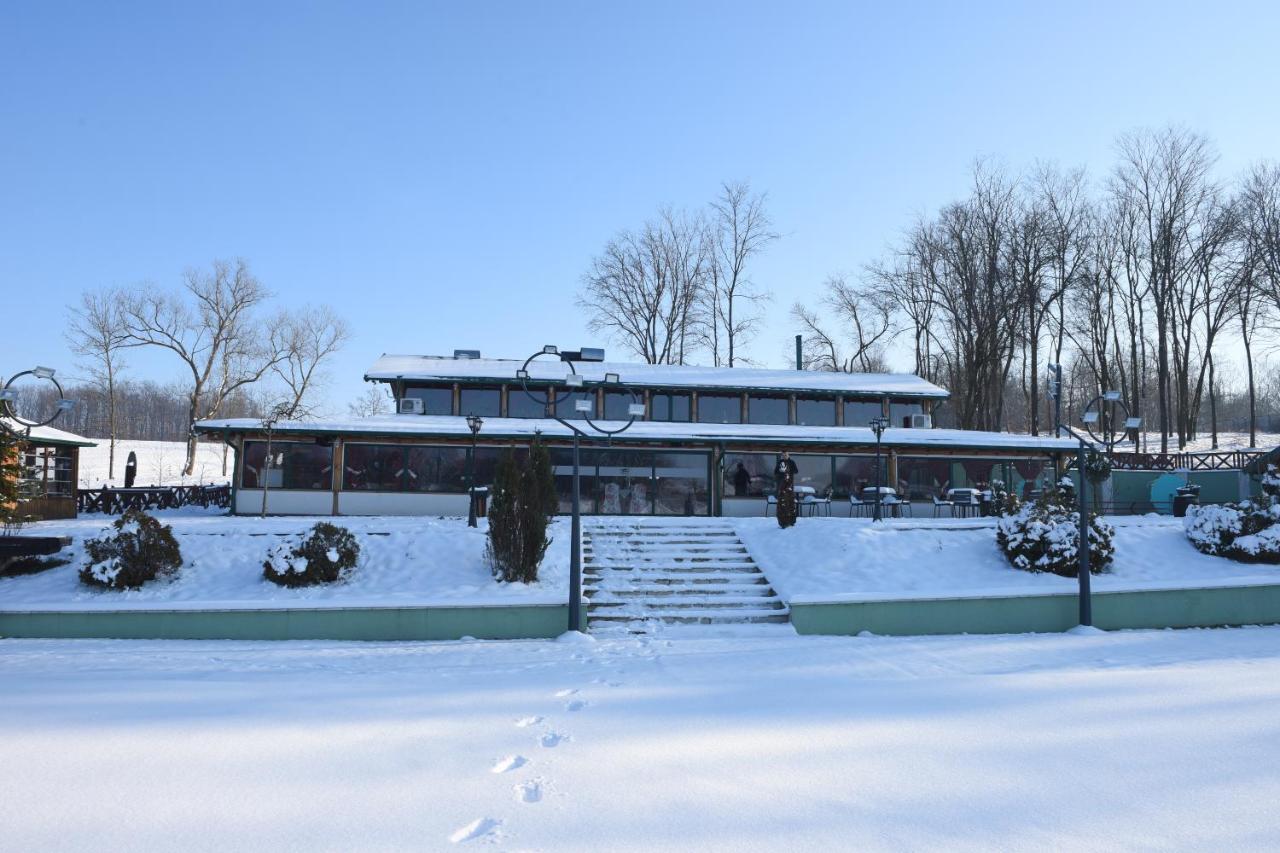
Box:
732;461;750;496
775;451;799;528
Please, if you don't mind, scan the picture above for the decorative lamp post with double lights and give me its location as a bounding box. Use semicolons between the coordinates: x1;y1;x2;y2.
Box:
869;415;890;522
466;414;483;528
1056;388;1141;626
1;366;76;437
515;346;645;633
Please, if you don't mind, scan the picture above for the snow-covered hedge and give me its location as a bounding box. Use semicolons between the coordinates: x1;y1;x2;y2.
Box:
1184;501;1280;564
80;510;183;589
263;522;360;587
995;486;1114;577
1261;465;1280;500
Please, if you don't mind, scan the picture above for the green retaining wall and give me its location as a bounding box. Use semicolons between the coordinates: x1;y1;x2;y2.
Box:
0;603;569;642
790;582;1280;636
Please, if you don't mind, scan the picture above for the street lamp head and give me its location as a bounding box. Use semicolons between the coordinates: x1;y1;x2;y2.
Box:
574;399;594;413
1081;411;1099;424
32;366;56;380
0;388;15;403
56;398;75;412
466;414;483;434
1103;390;1122;402
542;345;559;355
603;372;620;384
1124;417;1143;430
516;368;529;380
578;348;605;362
565;374;584;388
627;403;646;418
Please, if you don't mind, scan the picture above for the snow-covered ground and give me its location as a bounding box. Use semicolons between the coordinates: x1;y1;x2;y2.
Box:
738;515;1280;601
0;511;568;609
2;626;1279;851
77;439;231;488
1135;430;1279;454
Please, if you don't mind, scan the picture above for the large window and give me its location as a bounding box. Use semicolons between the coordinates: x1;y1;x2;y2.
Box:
844;399;882;427
654;451;709;515
890;400;925;426
723;452;776;497
834;455;883;497
242;441;333;490
343;444;475;492
405;445;468;492
896;456;1008;500
402;385;453;415
459;386;501;418
506;386;548;419
19;445;74;498
792;454;833;497
747;395;790;425
650;392;690;422
796;398;836;427
697;393;742;424
603;391;641;421
342;444;405;491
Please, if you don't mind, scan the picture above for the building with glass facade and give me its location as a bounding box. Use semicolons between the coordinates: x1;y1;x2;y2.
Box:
196;353;1078;517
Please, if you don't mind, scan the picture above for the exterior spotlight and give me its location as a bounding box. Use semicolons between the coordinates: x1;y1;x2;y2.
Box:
1124;417;1143;430
579;348;605;362
604;372;620;384
1081;411;1099;424
33;366;56;380
1103;390;1122;402
542;345;559;355
516;368;529;380
56;399;76;411
627;403;646;417
0;389;15;403
574;399;594;413
565;374;584;387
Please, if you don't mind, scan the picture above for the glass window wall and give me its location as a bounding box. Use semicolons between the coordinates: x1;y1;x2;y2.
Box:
890;400;925;427
242;441;334;490
505;386;548;419
844;399;882;427
402;385;453;415
747;395;790;425
796;398;836;427
650;392;690;422
459;386;501;418
697;393;742;424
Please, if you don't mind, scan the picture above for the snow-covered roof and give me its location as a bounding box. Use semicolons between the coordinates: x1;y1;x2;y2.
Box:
196;414;1076;453
1;418;97;447
363;354;950;399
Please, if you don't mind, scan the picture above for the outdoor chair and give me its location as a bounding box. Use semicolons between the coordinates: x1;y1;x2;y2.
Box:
801;495;832;517
764;494;777;517
932;495;955;518
848;496;867;518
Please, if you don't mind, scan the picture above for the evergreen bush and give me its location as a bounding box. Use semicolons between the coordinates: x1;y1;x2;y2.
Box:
995;484;1114;576
486;435;556;583
263;522;360;586
1185;501;1280;564
0;429;21;524
80;509;183;589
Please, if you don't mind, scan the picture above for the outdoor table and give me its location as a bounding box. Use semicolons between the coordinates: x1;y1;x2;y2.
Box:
794;485;817;497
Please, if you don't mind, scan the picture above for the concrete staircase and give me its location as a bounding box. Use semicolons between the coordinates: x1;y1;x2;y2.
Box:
583;519;789;632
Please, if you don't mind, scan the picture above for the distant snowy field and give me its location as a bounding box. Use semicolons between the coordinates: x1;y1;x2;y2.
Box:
2;627;1279;850
77;439;231;488
0;512;569;608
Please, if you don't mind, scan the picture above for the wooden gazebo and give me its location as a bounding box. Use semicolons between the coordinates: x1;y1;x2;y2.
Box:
2;419;96;521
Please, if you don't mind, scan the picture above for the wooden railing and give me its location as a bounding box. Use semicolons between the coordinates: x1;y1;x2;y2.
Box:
1100;449;1268;472
77;484;231;515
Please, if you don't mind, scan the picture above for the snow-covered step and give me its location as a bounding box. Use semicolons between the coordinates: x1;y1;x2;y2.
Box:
582;521;788;633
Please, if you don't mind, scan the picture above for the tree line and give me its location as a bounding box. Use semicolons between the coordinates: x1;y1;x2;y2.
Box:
62;258;349;478
580;127;1280;451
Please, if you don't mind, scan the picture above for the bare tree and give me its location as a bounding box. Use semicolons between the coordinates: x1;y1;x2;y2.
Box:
269;305;351;419
120;259;288;475
702;181;777;366
349;385;392;418
580;208;709;364
65;288;129;480
792;275;895;372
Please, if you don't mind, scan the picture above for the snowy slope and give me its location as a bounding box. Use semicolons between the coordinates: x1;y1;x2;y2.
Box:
2;627;1279;851
77;439;231;488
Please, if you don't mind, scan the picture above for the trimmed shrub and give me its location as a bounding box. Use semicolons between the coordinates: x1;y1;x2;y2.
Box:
80;509;183;589
263;522;360;586
996;485;1114;576
1185;501;1280;564
1261;465;1280;500
486;435;555;584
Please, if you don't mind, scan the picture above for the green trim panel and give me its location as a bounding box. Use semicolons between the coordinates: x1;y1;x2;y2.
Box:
0;603;568;641
791;584;1280;636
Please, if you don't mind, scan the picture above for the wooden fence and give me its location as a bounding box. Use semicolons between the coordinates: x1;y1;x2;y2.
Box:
77;484;231;515
1103;449;1267;472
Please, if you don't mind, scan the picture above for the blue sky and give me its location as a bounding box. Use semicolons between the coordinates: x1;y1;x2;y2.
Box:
2;1;1278;411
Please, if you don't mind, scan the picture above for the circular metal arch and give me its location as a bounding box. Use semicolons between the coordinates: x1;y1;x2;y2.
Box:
1;370;71;431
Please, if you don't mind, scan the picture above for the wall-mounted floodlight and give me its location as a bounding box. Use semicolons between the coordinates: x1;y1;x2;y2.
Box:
1103;390;1122;402
33;366;56;380
574;399;593;413
1081;411;1099;424
628;403;646;417
603;372;620;384
565;374;584;387
579;348;605;362
542;345;559;355
516;369;529;380
56;399;76;411
1124;417;1143;429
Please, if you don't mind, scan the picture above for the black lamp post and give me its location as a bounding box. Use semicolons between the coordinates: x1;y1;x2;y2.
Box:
516;346;643;633
1;366;75;435
1056;390;1140;626
870;415;890;522
466;413;483;527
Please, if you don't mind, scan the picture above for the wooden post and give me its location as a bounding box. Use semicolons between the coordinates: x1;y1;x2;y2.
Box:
331;439;343;516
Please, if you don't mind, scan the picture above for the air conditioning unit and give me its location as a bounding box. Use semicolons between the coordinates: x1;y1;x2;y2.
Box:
398;398;425;415
908;413;932;429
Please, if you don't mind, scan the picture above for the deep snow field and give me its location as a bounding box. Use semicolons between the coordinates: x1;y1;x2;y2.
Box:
2;626;1280;851
77;439;231;488
1;510;569;608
